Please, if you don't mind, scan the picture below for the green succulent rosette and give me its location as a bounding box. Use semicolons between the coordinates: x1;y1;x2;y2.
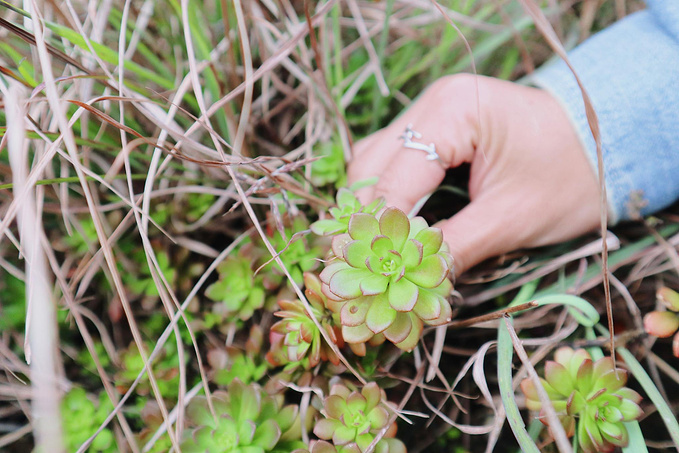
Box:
210;330;269;386
311;189;385;236
521;347;643;453
319;207;453;352
263;215;323;289
206;253;265;322
313;382;406;453
114;341;181;400
268;273;343;369
61;388;116;453
310;140;348;188
181;380;305;453
123;249;176;299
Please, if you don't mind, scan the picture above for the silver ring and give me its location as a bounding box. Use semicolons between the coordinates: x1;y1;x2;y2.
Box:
398;124;441;162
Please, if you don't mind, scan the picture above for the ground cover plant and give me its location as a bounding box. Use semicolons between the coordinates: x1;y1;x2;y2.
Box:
1;0;679;452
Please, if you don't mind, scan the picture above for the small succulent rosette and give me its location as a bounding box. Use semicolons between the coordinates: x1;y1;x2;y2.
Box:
61;388;116;453
114;341;181;400
257;214;325;290
319;207;453;353
311;188;386;236
310;140;348;188
206;251;266;322
268;273;344;369
208;327;268;386
313;382;406;453
181;379;305;452
644;286;679;357
521;347;643;453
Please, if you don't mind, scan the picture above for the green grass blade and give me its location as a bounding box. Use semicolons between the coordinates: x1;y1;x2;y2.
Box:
498;317;540;453
616;347;679;449
622;420;648;453
532;294;600;327
44;22;174;90
499;281;540;452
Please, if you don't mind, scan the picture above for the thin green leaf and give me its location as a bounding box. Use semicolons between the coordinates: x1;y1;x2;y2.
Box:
622;420;648;453
531;294;600;327
616;347;679;449
498;317;540;453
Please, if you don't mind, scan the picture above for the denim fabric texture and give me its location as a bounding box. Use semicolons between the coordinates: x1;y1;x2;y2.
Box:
531;0;679;224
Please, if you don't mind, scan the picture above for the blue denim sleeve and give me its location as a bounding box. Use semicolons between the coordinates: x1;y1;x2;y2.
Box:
530;0;679;224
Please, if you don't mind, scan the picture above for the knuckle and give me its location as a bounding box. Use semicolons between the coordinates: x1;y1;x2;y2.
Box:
430;73;480;96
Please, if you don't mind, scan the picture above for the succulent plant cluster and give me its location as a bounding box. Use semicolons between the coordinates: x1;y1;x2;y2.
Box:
264;215;323;288
119;189;457;452
521;347;643;453
114;341;181;400
311;189;385;237
206;251;266;322
209;326;269;386
644;286;679;357
267;272;343;369
315;205;453;353
61;388;116;453
310;140;348;189
313;382;406;453
181;379;306;453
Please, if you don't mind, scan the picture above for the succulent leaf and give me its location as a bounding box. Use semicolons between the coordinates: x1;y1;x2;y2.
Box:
644;310;679;338
657;286;679;311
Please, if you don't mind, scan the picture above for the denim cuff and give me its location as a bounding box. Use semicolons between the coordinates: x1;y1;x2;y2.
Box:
530;5;679;224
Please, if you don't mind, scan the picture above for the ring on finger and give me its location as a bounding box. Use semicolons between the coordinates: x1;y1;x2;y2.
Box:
398;124;441;162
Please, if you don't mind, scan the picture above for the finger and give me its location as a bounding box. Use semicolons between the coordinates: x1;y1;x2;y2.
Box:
349;74;484;209
348;112;426;204
371;99;478;213
372;146;447;212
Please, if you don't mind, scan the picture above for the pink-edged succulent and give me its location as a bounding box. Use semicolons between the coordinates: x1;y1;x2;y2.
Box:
521;347;643;453
267;273;344;369
644;286;679;357
319;207;453;352
313;382;406;453
311;188;385;236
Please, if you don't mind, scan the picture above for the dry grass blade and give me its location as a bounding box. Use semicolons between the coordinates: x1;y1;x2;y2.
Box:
448;301;539;329
516;0;615;362
4;79;64;452
503;317;572;453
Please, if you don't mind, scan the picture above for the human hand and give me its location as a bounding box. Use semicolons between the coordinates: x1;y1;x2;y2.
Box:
348;74;601;276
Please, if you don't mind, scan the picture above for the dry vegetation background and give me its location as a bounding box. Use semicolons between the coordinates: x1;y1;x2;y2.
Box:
1;0;678;452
